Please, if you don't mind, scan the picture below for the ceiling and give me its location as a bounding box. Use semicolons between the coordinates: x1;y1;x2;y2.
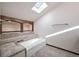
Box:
1;2;62;21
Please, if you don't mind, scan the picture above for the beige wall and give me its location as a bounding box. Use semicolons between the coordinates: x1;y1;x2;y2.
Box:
2;21;20;32
0;3;2;15
2;21;32;32
23;23;32;31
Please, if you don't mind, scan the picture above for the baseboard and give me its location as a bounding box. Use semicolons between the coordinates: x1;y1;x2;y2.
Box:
46;44;79;56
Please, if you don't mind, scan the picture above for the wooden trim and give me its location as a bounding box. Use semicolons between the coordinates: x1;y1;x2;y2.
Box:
32;22;34;32
0;15;1;19
0;15;33;24
2;30;33;33
0;20;2;34
20;23;23;32
0;15;2;34
46;44;79;56
2;30;21;33
22;30;33;32
23;30;32;31
1;15;21;23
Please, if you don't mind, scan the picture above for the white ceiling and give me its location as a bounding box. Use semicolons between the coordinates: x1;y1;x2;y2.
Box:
1;2;62;21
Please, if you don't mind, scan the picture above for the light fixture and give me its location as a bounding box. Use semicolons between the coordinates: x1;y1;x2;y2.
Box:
32;2;48;13
45;25;79;38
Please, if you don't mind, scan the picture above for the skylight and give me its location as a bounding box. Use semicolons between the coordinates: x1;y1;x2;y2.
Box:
32;2;48;13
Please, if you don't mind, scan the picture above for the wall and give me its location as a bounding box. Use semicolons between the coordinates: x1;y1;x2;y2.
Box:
0;19;1;38
0;3;2;15
34;2;79;53
23;23;32;31
2;21;20;32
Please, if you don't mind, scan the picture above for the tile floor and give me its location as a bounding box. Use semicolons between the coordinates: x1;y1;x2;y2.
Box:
32;45;79;57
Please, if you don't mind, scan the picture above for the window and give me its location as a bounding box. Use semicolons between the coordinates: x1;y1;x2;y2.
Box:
32;2;48;13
